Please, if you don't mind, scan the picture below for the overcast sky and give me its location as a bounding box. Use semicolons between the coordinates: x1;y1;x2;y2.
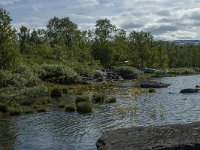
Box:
1;0;200;40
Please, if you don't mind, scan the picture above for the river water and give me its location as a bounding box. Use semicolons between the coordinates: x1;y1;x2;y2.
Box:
1;75;200;150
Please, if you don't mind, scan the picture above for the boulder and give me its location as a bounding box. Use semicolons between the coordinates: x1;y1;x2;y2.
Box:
140;81;170;88
97;122;200;150
180;88;200;93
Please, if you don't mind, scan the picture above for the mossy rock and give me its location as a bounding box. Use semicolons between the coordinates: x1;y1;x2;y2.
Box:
77;102;92;113
51;88;63;98
0;104;9;113
149;88;156;93
76;95;90;104
65;105;76;112
106;97;117;103
92;93;106;104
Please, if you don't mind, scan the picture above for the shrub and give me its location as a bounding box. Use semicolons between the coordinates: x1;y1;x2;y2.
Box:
65;104;76;112
0;69;41;88
0;103;9;112
106;97;117;103
76;95;90;104
114;66;142;79
92;93;106;104
37;64;82;84
77;102;92;113
149;88;156;93
51;88;63;98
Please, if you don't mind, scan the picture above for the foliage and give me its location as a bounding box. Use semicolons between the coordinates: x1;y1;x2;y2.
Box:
76;95;90;104
92;93;106;104
51;88;63;98
0;9;20;70
114;66;142;79
37;64;82;84
0;68;41;88
76;102;92;113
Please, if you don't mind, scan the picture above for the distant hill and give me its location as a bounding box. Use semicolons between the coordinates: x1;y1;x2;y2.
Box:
173;40;200;45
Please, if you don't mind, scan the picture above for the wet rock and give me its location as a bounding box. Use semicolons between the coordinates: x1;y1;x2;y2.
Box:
180;88;200;93
97;122;200;150
140;81;170;88
196;85;200;88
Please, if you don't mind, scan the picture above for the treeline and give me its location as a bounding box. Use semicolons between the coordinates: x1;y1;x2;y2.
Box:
1;8;200;72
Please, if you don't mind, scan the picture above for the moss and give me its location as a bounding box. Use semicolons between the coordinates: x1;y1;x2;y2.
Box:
92;93;106;104
76;95;90;104
149;88;156;93
0;103;9;113
106;97;117;103
77;102;92;113
65;104;76;112
51;88;62;98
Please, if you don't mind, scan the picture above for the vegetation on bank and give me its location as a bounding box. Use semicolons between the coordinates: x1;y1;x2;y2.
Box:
0;8;200;116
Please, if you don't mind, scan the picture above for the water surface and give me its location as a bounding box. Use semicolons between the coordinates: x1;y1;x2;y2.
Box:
1;75;200;150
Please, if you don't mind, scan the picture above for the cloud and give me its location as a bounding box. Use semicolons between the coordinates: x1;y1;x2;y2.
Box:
0;0;21;5
2;0;200;40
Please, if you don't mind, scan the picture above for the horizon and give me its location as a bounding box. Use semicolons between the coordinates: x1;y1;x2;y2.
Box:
1;0;200;41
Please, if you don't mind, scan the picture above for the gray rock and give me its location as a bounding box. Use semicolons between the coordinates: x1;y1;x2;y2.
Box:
140;81;170;88
97;122;200;150
180;88;200;93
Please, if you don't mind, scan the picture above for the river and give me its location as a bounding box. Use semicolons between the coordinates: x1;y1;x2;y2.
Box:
1;75;200;150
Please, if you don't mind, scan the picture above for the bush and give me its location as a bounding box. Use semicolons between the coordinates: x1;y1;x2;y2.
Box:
65;104;76;112
76;95;90;104
0;69;41;88
51;88;63;98
92;93;106;104
106;97;117;103
149;88;156;93
0;103;9;112
77;102;92;113
114;66;142;79
37;64;82;84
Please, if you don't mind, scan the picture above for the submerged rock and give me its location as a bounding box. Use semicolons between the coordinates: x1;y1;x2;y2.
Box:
180;88;200;93
140;81;170;88
97;122;200;150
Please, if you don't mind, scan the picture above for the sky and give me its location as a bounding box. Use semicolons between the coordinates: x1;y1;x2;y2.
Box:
0;0;200;40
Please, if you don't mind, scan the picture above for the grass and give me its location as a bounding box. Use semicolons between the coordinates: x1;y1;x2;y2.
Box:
92;93;106;104
76;95;90;104
149;88;156;93
77;102;92;113
65;104;76;112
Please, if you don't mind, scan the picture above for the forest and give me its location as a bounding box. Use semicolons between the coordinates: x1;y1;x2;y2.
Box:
1;8;200;72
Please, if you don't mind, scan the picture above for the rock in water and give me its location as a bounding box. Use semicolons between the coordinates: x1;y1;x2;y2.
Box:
97;122;200;150
180;88;200;93
140;81;170;88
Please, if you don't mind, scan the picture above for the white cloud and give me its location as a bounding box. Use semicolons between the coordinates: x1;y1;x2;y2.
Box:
0;0;21;5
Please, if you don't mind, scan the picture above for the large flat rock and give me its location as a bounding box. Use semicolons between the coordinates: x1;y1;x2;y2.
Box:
97;122;200;150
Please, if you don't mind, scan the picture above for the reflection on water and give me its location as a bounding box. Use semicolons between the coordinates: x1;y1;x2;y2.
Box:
1;75;200;150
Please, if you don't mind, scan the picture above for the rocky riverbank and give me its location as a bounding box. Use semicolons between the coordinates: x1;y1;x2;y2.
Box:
97;122;200;150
